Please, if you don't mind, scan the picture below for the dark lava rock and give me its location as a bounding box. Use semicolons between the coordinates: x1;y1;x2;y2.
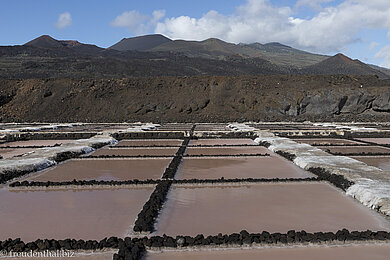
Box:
373;91;390;112
341;93;375;114
300;93;347;116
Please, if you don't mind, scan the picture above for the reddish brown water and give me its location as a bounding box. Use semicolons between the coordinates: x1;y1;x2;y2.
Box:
189;139;255;146
357;138;390;145
0;187;153;241
29;158;170;181
320;146;390;154
194;125;229;131
351;156;390;172
176;156;312;179
115;139;182;147
293;138;364;145
145;244;390;260
0;148;35;158
185;146;268;156
154;183;390;236
92;147;178;156
0;140;75;147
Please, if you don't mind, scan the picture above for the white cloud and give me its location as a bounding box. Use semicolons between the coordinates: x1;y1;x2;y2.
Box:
151;10;166;23
369;41;379;50
110;10;148;31
55;12;72;29
111;9;165;34
154;0;390;54
155;11;230;42
375;45;390;68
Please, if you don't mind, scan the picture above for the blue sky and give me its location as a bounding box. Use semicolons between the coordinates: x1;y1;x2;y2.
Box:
1;0;390;68
0;0;238;46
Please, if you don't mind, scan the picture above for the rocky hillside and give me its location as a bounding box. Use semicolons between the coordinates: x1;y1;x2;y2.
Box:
1;75;390;122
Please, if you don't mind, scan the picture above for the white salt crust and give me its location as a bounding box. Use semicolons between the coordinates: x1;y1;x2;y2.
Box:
228;123;256;132
0;134;117;182
313;123;378;132
121;123;162;132
0;123;81;133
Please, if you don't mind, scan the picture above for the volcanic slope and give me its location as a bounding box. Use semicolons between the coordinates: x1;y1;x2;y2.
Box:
305;54;389;78
109;34;172;51
109;35;328;68
1;75;390;123
0;35;389;78
24;35;105;55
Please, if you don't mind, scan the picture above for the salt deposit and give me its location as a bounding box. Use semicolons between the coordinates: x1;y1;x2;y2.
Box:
312;123;378;131
0;134;117;183
228;123;256;132
121;123;161;132
0;123;78;133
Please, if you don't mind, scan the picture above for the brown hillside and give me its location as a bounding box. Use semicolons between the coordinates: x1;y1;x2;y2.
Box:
1;75;390;123
304;53;388;78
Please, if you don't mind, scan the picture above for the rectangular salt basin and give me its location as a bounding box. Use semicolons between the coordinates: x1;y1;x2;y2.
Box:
154;183;390;236
356;138;390;145
145;244;390;260
0;139;75;147
0;187;153;241
115;139;183;147
185;146;268;156
176;156;313;180
293;138;364;145
0;148;35;159
320;146;390;154
194;125;229;131
29;158;170;181
92;147;178;156
189;139;255;146
351;156;390;172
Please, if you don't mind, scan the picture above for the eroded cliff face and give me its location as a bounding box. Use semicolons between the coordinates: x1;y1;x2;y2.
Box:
0;75;390;122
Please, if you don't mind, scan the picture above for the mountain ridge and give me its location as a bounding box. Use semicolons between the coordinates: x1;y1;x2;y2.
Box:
0;34;388;79
24;35;106;55
108;34;172;51
109;35;328;68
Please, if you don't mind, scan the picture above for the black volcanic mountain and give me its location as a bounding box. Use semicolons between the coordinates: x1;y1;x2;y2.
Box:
246;42;328;68
25;35;90;48
109;35;328;68
25;35;68;48
24;35;105;55
0;34;388;79
109;34;172;51
148;38;262;59
304;53;388;78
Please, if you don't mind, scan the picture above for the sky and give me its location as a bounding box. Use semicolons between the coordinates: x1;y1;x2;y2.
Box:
1;0;390;68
